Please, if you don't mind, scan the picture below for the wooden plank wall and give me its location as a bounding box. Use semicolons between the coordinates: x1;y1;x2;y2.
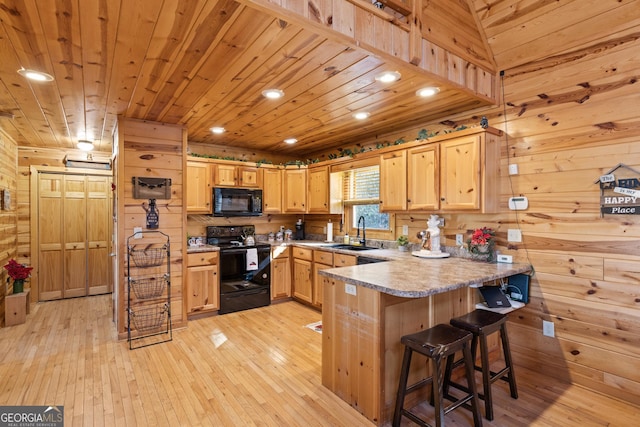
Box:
326;31;640;406
0;130;18;324
115;118;188;337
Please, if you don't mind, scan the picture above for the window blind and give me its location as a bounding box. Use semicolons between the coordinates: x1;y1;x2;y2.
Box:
343;165;379;204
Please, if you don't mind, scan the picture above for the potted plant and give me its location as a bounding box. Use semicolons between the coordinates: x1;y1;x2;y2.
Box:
397;235;409;251
3;259;33;294
467;227;496;261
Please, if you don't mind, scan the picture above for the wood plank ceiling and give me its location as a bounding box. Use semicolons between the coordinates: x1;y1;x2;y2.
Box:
0;0;637;157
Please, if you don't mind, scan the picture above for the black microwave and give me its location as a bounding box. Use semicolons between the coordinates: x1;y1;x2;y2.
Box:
212;187;262;217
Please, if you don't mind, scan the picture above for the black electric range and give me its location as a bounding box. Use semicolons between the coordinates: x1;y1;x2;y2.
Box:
206;225;271;314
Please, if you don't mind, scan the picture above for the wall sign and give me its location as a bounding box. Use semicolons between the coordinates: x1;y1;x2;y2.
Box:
595;163;640;215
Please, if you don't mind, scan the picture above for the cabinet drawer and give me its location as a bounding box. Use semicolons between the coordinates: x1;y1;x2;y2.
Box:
313;250;333;265
271;245;290;259
187;251;219;266
292;246;313;261
334;253;357;267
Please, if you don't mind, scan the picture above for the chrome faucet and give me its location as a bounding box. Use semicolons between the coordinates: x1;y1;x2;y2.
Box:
356;215;366;247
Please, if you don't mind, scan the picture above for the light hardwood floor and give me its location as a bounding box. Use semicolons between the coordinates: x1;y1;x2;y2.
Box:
1;295;638;426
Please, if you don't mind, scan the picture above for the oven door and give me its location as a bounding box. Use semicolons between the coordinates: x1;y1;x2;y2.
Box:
219;247;270;286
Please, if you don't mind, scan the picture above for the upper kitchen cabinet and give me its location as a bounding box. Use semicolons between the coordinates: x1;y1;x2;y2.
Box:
439;131;499;212
380;151;407;211
283;168;307;213
407;145;439;211
307;165;330;213
212;163;262;188
262;167;282;214
379;128;500;213
186;161;212;213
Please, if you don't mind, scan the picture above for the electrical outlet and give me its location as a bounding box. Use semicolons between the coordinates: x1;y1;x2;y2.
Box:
133;227;143;239
497;254;513;263
456;234;464;245
507;229;522;242
543;320;555;337
508;164;519;175
438;217;445;227
345;283;357;296
402;225;409;235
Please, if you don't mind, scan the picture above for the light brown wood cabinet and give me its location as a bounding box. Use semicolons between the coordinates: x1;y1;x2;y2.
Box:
380;150;407;211
283;168;307;213
291;247;357;310
312;250;334;308
212;163;261;188
307;166;330;213
292;246;313;304
186;161;212;213
186;252;219;315
407;145;439;211
271;246;291;301
381;129;500;213
262;167;282;213
439;134;483;210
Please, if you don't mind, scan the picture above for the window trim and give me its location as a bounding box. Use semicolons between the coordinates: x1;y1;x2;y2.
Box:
344;203;394;241
340;163;394;240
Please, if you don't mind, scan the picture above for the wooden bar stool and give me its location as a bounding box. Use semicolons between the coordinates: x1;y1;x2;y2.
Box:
393;323;483;427
446;309;518;421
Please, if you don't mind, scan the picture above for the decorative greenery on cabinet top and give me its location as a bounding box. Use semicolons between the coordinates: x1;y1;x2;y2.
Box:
188;125;471;165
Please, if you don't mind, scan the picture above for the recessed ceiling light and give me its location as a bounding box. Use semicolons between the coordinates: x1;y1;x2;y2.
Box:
416;87;440;97
77;140;94;151
353;111;370;120
17;68;54;82
375;71;401;83
262;89;284;99
210;127;225;134
284;138;297;144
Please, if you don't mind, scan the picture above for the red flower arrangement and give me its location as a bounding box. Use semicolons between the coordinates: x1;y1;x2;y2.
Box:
3;259;33;280
469;227;495;247
467;227;496;261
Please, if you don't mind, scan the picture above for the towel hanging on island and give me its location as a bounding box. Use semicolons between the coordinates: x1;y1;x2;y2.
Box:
246;248;258;271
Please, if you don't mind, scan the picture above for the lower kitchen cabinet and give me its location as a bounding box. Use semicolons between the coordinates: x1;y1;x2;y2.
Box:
271;246;291;301
312;250;334;308
292;247;358;310
292;247;313;304
186;252;219;315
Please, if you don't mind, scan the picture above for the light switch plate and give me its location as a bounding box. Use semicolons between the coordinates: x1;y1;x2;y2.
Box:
543;320;555;337
455;234;464;246
133;227;143;239
507;229;522;242
508;164;519;175
402;225;409;235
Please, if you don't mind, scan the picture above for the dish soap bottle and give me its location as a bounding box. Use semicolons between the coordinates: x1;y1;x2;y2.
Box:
343;233;349;244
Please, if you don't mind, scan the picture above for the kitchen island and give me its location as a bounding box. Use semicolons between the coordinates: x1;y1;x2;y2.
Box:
319;255;531;425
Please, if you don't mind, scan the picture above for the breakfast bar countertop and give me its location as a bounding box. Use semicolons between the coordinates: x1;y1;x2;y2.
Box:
319;253;532;298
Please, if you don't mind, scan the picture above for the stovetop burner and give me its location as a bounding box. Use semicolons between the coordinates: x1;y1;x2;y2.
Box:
206;225;270;249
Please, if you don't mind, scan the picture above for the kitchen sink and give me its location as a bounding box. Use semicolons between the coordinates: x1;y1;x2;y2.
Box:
330;244;376;251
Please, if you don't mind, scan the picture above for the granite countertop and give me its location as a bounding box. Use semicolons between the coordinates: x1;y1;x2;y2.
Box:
186;240;531;298
186;244;220;253
319;253;532;298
